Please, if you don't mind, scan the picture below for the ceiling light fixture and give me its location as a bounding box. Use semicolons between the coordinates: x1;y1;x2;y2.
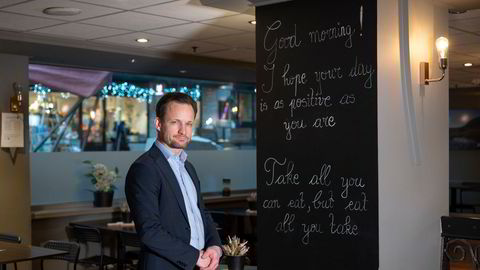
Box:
249;20;256;25
43;7;82;16
464;63;473;67
136;38;149;43
179;70;187;74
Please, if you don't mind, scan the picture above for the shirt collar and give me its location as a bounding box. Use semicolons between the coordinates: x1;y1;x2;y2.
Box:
155;140;187;163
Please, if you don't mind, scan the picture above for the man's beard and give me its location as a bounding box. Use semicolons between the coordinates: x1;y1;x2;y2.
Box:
166;135;190;149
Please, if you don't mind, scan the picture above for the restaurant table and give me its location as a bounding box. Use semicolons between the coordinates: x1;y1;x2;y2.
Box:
0;242;67;270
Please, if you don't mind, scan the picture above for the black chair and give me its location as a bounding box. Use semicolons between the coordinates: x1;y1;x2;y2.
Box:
441;216;480;270
67;224;117;270
0;233;21;270
118;231;141;269
40;240;80;270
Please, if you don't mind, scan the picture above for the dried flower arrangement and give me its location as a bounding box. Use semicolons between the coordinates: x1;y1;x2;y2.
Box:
222;235;249;256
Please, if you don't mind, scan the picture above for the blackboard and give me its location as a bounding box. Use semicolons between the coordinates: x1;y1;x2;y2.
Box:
256;1;378;270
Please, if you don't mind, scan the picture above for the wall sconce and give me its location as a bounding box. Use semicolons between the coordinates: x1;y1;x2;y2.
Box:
420;36;448;85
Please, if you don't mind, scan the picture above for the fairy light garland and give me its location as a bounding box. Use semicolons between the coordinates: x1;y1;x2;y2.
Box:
163;85;201;101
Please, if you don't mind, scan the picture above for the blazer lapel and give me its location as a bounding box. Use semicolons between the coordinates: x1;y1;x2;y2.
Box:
148;145;189;223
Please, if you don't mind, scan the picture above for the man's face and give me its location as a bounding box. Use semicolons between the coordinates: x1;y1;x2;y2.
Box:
156;101;195;154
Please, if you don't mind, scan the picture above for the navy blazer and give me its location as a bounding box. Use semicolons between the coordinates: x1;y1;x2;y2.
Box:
125;145;221;270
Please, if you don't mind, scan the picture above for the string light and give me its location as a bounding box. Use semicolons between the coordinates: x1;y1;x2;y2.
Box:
101;82;156;103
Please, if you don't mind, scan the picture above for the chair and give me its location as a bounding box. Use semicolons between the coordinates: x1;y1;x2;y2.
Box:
40;241;80;270
67;224;117;270
0;233;21;270
118;231;141;269
441;216;480;270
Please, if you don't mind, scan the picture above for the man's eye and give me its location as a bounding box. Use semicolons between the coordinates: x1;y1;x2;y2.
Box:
186;123;193;127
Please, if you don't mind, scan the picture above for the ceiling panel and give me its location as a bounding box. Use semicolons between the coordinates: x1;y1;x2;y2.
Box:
93;32;184;47
202;13;255;32
146;22;243;40
81;11;188;31
0;11;63;31
136;0;237;22
449;33;480;46
31;23;130;39
2;0;121;21
206;32;255;49
450;17;480;32
0;0;28;8
72;0;172;10
154;40;229;54
204;47;255;62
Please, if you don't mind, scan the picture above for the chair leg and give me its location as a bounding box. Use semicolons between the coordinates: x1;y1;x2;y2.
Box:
14;263;17;270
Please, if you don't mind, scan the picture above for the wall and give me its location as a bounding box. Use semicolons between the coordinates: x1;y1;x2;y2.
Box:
378;0;448;269
30;149;256;205
0;54;31;268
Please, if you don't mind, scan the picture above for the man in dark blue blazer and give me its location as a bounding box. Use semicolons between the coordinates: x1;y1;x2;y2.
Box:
125;92;222;270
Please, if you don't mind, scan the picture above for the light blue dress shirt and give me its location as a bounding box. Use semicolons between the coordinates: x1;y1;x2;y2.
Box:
156;141;205;250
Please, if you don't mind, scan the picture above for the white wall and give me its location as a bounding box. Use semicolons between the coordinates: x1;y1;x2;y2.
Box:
378;0;448;269
30;149;256;205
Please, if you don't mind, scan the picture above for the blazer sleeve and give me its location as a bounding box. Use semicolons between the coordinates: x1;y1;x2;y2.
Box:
125;161;199;269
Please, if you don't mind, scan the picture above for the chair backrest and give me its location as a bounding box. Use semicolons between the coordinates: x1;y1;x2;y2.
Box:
119;231;141;248
69;224;103;244
0;233;21;243
42;240;80;263
441;216;480;240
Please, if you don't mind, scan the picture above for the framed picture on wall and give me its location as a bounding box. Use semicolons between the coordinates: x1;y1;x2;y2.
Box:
450;109;480;150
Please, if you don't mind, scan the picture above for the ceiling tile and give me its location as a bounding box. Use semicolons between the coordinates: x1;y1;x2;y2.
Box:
202;14;255;32
153;40;228;54
146;22;243;40
72;0;171;10
2;0;121;21
0;0;27;8
206;32;255;49
31;23;129;39
81;11;187;31
136;0;237;22
203;48;255;62
449;32;480;47
449;9;480;21
93;32;183;47
450;17;480;33
452;43;480;54
0;11;63;31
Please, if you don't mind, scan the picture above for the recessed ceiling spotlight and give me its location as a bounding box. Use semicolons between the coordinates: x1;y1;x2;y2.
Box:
131;59;136;63
464;63;473;67
179;70;187;74
43;7;82;16
249;20;256;25
136;38;149;43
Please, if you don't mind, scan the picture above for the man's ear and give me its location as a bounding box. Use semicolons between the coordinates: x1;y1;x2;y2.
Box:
155;117;161;131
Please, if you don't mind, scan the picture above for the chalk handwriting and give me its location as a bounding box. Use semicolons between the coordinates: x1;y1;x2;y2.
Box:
309;22;354;48
301;223;324;245
329;213;359;236
312;190;335;210
340;177;366;198
275;213;296;233
264;157;300;186
349;57;375;89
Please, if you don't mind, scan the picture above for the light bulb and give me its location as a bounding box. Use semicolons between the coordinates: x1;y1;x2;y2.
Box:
435;37;448;59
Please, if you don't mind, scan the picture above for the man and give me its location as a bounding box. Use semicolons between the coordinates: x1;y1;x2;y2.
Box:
125;92;222;270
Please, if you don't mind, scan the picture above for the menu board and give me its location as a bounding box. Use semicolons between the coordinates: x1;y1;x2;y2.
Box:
256;1;378;269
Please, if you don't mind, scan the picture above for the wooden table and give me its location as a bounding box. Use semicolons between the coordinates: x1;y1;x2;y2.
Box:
0;242;67;270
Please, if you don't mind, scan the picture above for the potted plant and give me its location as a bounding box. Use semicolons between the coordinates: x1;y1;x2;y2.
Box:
222;235;249;270
83;160;119;207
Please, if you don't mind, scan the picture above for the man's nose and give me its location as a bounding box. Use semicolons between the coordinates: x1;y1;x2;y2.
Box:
178;124;185;134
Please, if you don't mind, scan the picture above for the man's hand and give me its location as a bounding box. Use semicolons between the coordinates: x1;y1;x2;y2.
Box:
200;246;222;270
196;250;212;268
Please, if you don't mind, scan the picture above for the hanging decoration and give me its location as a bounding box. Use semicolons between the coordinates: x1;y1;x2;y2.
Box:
163;85;201;101
101;82;156;103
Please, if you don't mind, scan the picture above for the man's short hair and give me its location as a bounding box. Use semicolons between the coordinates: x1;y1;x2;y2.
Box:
156;92;197;121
